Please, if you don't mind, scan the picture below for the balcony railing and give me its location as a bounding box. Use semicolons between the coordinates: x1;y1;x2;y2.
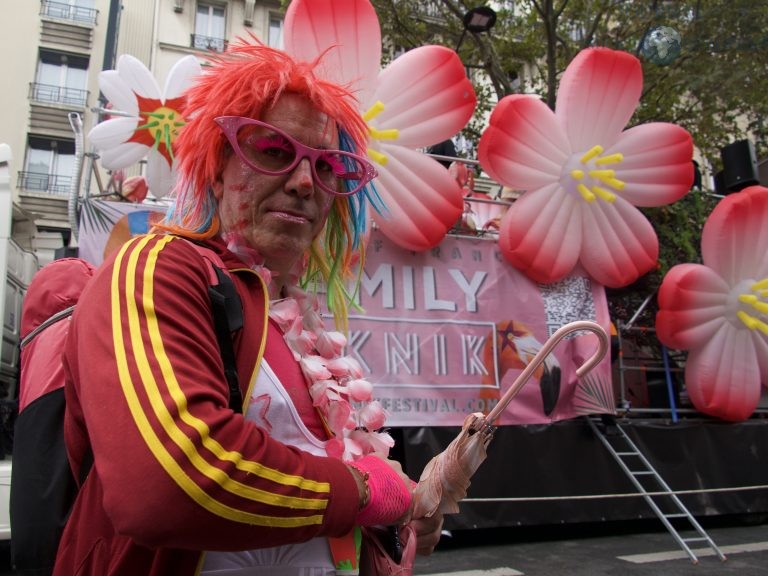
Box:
191;34;228;53
29;83;88;107
18;171;72;196
40;0;98;25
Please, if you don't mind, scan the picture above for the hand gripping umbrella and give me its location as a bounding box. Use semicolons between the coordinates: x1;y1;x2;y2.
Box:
413;320;610;518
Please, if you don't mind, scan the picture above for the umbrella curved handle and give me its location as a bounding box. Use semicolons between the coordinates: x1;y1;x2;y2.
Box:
482;320;609;426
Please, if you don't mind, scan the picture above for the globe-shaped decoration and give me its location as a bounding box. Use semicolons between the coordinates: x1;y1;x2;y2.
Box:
641;26;681;65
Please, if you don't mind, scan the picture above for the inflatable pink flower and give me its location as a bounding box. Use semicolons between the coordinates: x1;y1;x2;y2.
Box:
656;186;768;421
284;0;476;251
478;48;693;287
88;55;201;198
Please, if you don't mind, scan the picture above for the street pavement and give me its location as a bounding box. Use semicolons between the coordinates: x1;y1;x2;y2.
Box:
413;516;768;576
1;516;766;574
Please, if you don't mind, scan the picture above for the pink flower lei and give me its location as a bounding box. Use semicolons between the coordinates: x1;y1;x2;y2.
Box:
225;234;394;462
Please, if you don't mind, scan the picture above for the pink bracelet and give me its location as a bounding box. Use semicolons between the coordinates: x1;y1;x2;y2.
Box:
348;455;412;526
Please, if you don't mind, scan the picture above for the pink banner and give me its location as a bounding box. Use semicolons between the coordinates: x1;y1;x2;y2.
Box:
79;201;614;427
348;229;613;427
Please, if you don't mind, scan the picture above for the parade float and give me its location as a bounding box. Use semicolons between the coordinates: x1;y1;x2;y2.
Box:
66;0;767;562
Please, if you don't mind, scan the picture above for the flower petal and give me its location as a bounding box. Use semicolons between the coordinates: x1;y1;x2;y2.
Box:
98;70;139;115
358;401;387;430
325;437;345;459
372;46;476;148
498;183;581;283
99;142;149;171
284;0;381;104
88;117;140;151
557;48;642;150
316;330;347;358
327;400;352;434
163;54;202;100
269;298;301;329
341;437;364;461
611;123;693;207
701;185;768;284
371;145;464;251
300;355;332;381
116;54;162;100
145;151;174;199
478;94;569;190
327;356;363;380
579;196;659;287
347;379;373;402
656;263;730;350
685;326;762;421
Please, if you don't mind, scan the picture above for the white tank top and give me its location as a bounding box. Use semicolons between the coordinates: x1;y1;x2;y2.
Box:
201;360;335;576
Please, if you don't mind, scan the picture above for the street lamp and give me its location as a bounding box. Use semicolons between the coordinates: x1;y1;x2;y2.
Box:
455;6;497;51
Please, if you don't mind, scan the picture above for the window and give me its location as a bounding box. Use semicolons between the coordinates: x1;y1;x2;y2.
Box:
20;137;76;196
193;2;226;51
32;50;89;107
268;14;284;49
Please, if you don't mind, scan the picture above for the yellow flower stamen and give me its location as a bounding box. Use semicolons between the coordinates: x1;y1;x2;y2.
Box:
752;278;768;290
577;183;596;203
368;149;388;166
570;145;627;204
369;128;399;140
580;145;604;164
592;185;617;203
363;101;385;122
139;106;184;153
595;153;624;165
588;170;626;191
588;169;616;180
737;311;768;336
363;101;401;167
739;294;768;315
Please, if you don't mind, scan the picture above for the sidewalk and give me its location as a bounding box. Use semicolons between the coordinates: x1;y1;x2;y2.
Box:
413;516;768;576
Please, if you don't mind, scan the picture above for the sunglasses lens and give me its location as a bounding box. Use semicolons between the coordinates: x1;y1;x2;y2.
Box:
315;152;369;195
235;123;297;172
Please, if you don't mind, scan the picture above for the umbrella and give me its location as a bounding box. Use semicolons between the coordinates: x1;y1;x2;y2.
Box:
413;320;609;518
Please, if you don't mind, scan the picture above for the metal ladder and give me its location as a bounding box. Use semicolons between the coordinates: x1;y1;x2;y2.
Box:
587;416;726;563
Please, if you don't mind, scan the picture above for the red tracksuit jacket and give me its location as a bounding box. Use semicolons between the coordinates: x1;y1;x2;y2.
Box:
56;234;359;575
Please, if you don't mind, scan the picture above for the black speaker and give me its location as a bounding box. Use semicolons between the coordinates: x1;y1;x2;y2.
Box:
646;376;680;410
721;139;759;192
713;169;726;195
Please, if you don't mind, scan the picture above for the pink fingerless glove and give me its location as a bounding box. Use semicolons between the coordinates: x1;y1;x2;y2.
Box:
348;455;412;526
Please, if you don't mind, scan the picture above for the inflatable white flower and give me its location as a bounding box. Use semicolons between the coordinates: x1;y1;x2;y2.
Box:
284;0;476;251
478;48;694;287
88;55;201;199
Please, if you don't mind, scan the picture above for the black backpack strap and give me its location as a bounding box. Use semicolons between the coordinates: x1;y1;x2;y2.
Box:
208;266;244;413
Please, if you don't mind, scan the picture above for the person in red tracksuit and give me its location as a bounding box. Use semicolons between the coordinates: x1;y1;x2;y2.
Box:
57;41;443;575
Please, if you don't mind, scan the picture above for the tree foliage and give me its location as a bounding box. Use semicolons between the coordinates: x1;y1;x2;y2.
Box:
371;0;768;161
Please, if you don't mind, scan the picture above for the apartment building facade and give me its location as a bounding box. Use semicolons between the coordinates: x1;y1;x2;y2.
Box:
1;0;283;263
